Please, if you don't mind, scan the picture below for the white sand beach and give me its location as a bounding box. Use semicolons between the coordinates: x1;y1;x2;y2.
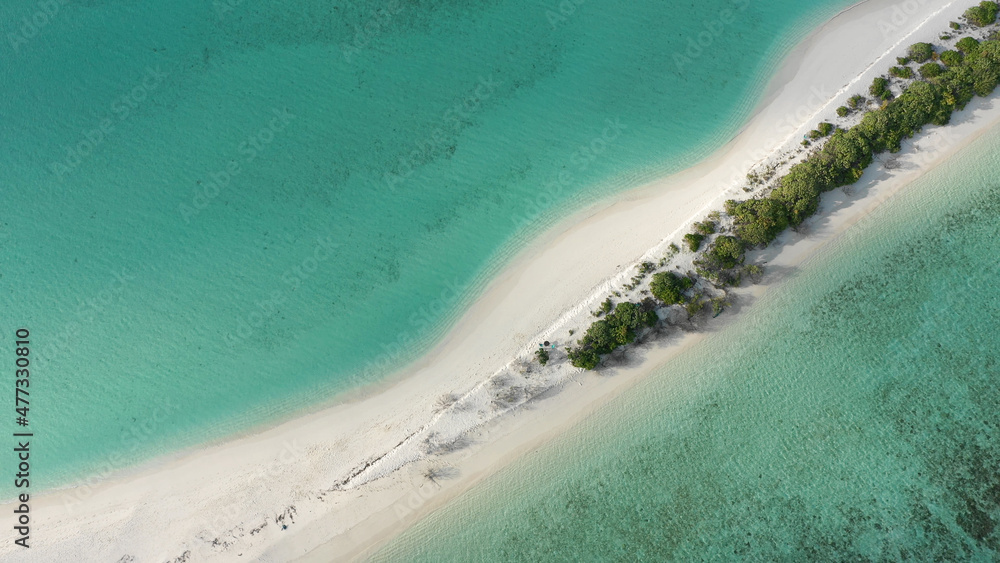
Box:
5;1;1000;561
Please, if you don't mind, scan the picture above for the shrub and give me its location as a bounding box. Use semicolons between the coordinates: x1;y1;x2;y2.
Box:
698;236;745;271
727;198;790;247
693;220;716;235
940;50;964;67
594;297;615;317
870;76;893;101
908;42;935;63
965;1;1000;26
567;301;658;369
896;56;911;65
817;122;834;136
650;272;694;305
567;347;599;370
920;62;944;78
535;348;549;365
683;232;705;252
956;36;981;54
743;264;764;281
890;66;914;79
836;105;850;117
950;21;962;30
848;94;866;109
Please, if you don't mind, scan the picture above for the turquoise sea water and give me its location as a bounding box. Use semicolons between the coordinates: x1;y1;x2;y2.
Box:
373;124;1000;560
0;0;851;494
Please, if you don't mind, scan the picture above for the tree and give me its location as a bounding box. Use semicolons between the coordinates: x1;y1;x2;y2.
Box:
650;272;693;305
700;236;745;270
728;198;790;246
535;348;549;365
693;220;716;235
908;42;935;63
890;66;914;79
683;232;705;252
956;36;981;54
870;76;893;101
567;347;599;370
940;50;964;67
965;1;999;26
920;62;944;79
568;300;659;369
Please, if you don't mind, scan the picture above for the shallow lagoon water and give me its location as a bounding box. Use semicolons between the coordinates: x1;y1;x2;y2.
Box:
0;0;851;493
374;124;1000;560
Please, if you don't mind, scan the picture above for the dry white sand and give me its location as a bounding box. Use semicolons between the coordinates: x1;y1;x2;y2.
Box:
4;1;999;561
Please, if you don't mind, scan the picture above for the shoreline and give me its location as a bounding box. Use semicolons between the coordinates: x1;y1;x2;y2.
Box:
6;1;999;561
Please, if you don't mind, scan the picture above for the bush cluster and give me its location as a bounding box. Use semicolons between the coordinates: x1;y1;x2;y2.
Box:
721;39;1000;267
965;1;1000;26
567;300;658;369
564;32;1000;372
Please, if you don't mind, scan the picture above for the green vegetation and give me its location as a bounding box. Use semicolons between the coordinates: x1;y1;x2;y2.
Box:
870;76;893;101
940;50;964;67
817;122;834;136
836;105;850;118
535;348;549;365
594;297;613;317
650;272;693;305
725;198;789;247
908;42;935;63
965;1;1000;26
920;62;944;78
683;232;705;252
693;220;716;235
717;37;1000;278
890;66;914;79
561;23;1000;373
742;264;764;282
951;21;962;30
567;300;658;369
710;297;730;316
957;36;981;54
896;56;911;65
694;235;745;285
